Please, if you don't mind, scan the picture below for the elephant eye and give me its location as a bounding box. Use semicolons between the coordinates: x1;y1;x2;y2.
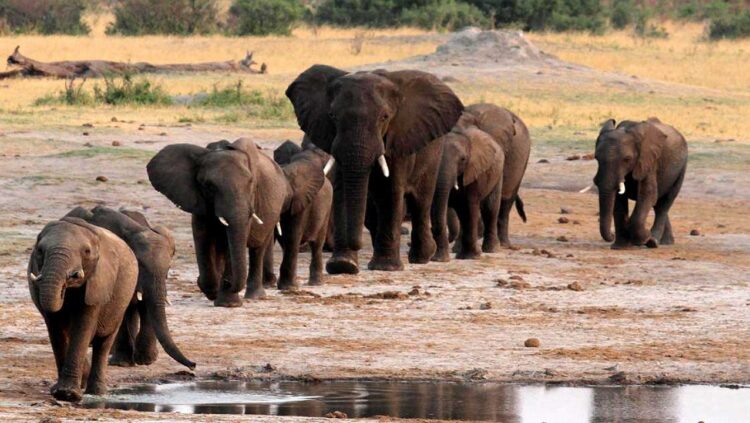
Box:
623;156;633;162
84;248;91;256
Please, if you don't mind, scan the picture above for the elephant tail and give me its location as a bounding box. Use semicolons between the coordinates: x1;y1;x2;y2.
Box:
515;196;527;223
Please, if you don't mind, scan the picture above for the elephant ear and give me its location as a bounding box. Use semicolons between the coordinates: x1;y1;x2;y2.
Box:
228;137;261;166
283;151;326;215
286;65;348;153
147;144;208;215
274;140;303;165
600;119;616;134
62;217;119;306
463;127;503;187
378;69;464;157
118;208;151;228
629;122;666;180
64;206;94;221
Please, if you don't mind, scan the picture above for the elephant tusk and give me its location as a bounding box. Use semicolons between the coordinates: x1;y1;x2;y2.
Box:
579;184;594;194
378;155;390;178
28;272;38;282
252;213;264;225
323;157;335;175
218;216;229;226
165;296;172;306
454;180;460;190
276;222;282;236
618;182;626;195
136;291;143;301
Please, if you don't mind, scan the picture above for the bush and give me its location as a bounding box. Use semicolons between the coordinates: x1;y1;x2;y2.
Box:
107;0;218;35
315;0;407;27
35;75;172;106
196;80;294;120
228;0;303;35
463;0;606;33
633;8;668;38
0;0;89;34
401;0;490;31
610;0;633;30
709;9;750;39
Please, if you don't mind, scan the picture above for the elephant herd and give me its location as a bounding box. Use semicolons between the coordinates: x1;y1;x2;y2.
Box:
25;64;688;402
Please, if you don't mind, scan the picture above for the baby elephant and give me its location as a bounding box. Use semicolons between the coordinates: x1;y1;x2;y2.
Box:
65;206;195;370
595;118;688;248
274;141;333;288
28;217;138;402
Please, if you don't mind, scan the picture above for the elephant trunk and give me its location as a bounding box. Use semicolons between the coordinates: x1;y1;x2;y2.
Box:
598;190;616;242
37;253;69;313
143;271;196;369
340;167;371;252
225;220;249;294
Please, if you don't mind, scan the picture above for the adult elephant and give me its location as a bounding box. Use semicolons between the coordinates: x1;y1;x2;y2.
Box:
595;118;688;249
286;65;463;274
65;206;195;370
147;138;286;307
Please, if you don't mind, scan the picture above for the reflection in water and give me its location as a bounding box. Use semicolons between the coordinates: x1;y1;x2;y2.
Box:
82;380;750;422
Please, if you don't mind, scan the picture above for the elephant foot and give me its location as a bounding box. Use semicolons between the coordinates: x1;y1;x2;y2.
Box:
482;239;499;253
326;252;359;275
368;255;404;271
52;384;82;402
243;287;267;301
214;291;244;307
108;353;135;367
197;277;218;301
456;248;481;260
308;278;323;286
611;242;637;250
263;273;278;289
645;238;659;249
277;279;299;291
408;240;437;264
84;381;107;397
431;248;451;263
660;234;674;245
134;347;159;366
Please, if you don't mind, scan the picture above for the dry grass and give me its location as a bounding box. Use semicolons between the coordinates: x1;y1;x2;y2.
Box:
0;21;748;141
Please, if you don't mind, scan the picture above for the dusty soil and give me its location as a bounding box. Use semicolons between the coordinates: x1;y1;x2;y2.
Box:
0;31;748;422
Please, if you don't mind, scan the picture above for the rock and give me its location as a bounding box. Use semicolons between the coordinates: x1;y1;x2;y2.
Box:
82;132;89;136
524;338;540;348
137;179;147;185
408;287;420;296
111;117;118;122
95;175;108;182
560;207;572;214
566;154;581;161
556;235;569;242
159;132;168;136
540;249;555;258
111;140;122;146
510;280;531;290
479;302;492;310
325;411;348;419
690;229;701;236
572;220;581;225
365;291;407;300
567;281;584;291
537;159;550;164
558;217;569;224
495;279;508;287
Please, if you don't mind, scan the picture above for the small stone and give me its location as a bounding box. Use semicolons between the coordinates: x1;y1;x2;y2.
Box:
159;132;167;136
524;338;540;348
111;117;118;122
325;411;348;419
137;179;147;185
96;175;108;182
408;287;420;296
537;159;550;164
572;220;581;225
567;281;584;292
556;236;569;242
566;154;581;161
479;302;492;310
541;249;556;258
690;229;701;236
111;140;122;146
510;280;531;290
717;224;726;228
558;217;569;224
560;207;572;214
495;279;508;287
82;132;89;136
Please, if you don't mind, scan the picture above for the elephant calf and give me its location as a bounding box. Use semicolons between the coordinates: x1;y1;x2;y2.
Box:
273;141;333;287
65;206;195;370
595;117;688;248
28;217;138;402
431;104;530;261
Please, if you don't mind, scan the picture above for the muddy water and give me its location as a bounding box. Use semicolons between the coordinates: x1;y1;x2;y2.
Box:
82;380;748;422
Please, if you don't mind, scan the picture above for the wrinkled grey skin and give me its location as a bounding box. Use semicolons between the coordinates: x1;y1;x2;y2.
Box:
28;217;138;402
147;138;287;307
432;104;530;261
595;118;688;249
287;65;463;274
273;143;333;287
64;206;195;370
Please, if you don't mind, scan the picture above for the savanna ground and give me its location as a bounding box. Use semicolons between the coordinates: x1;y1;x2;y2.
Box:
0;19;749;422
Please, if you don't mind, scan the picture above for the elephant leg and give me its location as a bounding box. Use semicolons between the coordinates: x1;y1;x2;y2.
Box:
52;309;98;402
109;303;137;367
85;332;117;396
368;184;405;271
481;185;502;253
193;216;226;301
660;216;674;245
278;216;304;291
611;193;632;249
243;244;267;300
44;315;71;393
651;168;684;246
407;193;437;264
263;238;277;288
133;303;158;366
447;208;460;243
309;236;325;286
430;193;451;263
497;196;515;247
455;197;481;260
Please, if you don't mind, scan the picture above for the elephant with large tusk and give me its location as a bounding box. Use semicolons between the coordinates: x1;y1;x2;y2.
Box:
594;117;688;249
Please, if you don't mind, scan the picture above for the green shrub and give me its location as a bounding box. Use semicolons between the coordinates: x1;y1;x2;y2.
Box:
107;0;218;35
633;8;668;38
196;81;294;120
228;0;303;35
610;0;633;29
34;79;94;106
0;0;89;34
463;0;606;33
315;0;401;27
401;0;490;31
709;9;750;39
94;75;172;105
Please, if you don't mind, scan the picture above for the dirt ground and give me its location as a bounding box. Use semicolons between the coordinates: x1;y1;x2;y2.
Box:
0;30;749;422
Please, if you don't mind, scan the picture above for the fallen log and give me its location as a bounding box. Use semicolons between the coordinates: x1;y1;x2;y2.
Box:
3;46;267;79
